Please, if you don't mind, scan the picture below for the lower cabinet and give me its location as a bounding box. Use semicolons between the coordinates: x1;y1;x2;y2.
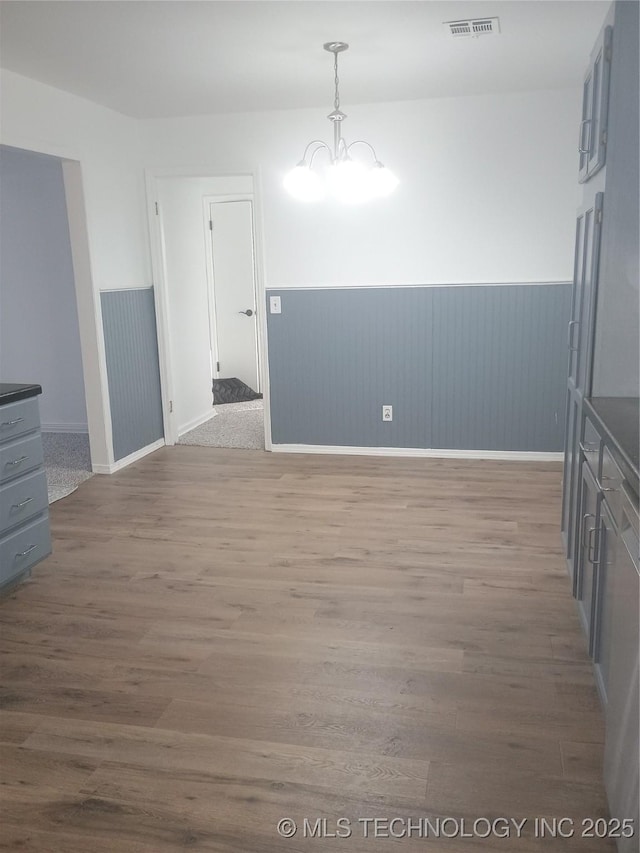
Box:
603;490;640;852
569;419;639;851
575;462;601;649
592;497;616;705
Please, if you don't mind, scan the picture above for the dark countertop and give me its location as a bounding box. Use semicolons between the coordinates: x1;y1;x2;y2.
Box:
584;397;639;495
0;383;42;405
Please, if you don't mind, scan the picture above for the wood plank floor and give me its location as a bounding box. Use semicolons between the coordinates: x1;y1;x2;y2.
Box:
0;447;616;851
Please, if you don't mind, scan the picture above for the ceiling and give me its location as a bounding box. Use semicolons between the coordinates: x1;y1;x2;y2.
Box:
0;1;609;119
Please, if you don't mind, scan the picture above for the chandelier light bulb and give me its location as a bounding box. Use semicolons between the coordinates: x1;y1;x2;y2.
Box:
328;158;370;204
368;162;400;198
285;42;397;204
283;163;325;202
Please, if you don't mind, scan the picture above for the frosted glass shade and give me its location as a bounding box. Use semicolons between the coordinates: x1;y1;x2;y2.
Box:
283;165;325;202
368;163;399;197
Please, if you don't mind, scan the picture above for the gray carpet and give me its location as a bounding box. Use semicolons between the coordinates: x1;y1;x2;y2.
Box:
43;432;94;504
179;400;265;449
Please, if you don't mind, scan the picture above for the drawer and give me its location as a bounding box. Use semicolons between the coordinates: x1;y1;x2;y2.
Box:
0;433;44;484
600;446;624;520
0;469;49;534
0;514;51;588
581;417;602;479
0;398;40;444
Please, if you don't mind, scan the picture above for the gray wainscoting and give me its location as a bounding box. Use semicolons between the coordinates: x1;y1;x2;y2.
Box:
266;284;572;451
101;288;164;461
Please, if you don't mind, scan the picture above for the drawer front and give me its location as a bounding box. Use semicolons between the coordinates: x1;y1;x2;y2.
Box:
581;417;602;479
0;398;40;444
0;433;44;484
0;469;49;533
600;446;624;521
0;514;51;587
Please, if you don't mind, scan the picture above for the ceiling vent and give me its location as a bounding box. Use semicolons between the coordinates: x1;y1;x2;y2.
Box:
445;17;500;38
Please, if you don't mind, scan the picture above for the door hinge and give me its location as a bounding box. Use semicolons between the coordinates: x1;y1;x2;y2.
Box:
169;400;173;413
209;220;213;231
597;208;603;224
216;361;220;372
155;202;159;215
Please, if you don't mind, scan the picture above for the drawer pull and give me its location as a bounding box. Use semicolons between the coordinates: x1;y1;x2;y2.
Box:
1;417;25;427
6;455;29;467
12;497;34;510
16;544;38;558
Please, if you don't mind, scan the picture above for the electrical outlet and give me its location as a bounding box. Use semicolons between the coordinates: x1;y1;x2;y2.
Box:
382;405;393;422
269;295;282;314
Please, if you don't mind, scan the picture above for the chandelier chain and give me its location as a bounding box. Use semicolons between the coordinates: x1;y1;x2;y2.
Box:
333;51;340;111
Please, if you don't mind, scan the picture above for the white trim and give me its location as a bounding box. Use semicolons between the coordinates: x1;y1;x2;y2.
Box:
271;444;564;462
265;281;572;291
253;166;272;450
41;423;89;434
177;409;216;437
145;169;176;445
92;438;165;474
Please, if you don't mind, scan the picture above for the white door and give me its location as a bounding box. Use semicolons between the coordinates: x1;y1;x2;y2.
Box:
209;200;260;392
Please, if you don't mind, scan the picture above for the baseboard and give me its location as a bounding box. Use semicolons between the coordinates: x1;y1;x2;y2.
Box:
92;438;165;474
178;409;216;437
41;423;89;433
271;444;564;462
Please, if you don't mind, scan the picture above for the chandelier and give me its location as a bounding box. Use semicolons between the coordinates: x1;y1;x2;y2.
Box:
284;42;398;204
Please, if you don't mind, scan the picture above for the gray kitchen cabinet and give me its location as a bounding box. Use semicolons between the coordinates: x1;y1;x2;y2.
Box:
561;193;604;569
575;461;601;648
579;26;613;183
592;496;616;705
603;487;640;852
0;386;51;590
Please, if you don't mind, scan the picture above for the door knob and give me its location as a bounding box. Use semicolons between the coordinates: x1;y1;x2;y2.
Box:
239;309;254;317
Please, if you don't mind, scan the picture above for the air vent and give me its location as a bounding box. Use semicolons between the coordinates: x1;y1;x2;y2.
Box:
445;17;500;38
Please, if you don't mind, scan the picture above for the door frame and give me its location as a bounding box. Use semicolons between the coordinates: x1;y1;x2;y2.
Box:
145;168;272;449
202;194;261;393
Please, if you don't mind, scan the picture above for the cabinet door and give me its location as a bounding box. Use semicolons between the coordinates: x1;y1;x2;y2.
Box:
575;462;601;647
561;394;581;563
592;499;616;704
603;500;639;849
578;26;613;183
574;194;603;396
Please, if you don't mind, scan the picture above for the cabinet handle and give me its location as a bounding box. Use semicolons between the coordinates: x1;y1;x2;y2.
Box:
1;417;25;427
16;544;37;558
578;118;592;154
6;455;29;467
567;320;579;352
579;442;599;454
12;497;34;510
586;526;600;564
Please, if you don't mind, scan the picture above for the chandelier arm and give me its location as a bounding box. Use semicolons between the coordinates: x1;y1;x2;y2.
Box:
345;139;380;162
300;140;332;164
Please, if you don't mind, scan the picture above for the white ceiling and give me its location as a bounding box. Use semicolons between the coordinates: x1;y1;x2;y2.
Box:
0;1;609;119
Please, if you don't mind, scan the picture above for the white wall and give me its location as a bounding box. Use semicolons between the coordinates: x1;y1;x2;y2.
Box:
143;87;582;288
0;145;87;430
154;175;253;435
0;69;150;466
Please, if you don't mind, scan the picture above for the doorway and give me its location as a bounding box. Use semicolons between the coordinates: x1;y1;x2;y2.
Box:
205;198;260;393
148;173;268;448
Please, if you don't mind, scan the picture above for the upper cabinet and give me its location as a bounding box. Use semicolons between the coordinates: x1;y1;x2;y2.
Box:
579;26;613;183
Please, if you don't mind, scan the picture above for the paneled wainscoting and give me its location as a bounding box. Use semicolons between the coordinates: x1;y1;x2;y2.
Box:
0;447;612;851
266;283;571;453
